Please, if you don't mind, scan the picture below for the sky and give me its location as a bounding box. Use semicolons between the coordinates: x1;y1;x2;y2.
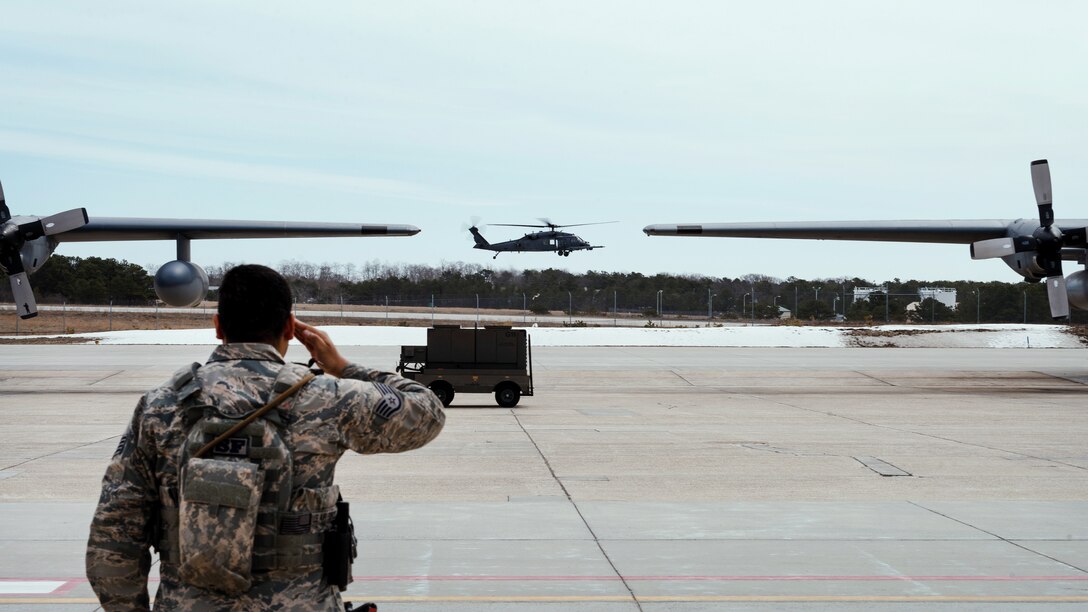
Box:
2;1;1088;283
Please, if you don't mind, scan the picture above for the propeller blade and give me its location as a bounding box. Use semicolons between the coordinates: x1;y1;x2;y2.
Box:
1045;275;1070;320
18;208;89;239
1031;159;1053;227
8;271;38;319
491;223;550;228
970;236;1038;259
0;180;9;223
970;238;1013;259
40;208;89;235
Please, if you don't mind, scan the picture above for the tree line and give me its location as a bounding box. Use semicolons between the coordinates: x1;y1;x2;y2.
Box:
0;255;1073;324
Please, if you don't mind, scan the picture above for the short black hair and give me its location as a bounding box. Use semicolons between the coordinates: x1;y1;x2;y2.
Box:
217;264;293;344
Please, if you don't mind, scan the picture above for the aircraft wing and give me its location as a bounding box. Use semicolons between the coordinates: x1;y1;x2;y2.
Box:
642;220;1021;244
55;217;420;242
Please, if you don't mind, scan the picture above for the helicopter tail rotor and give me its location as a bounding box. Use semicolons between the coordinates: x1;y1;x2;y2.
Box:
467;224;489;248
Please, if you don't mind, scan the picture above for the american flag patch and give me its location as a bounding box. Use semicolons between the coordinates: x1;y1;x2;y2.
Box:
373;383;403;420
114;434;128;457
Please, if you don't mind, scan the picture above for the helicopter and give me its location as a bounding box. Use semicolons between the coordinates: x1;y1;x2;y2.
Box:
468;219;614;259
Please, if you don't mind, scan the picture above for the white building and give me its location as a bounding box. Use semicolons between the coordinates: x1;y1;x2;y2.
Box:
918;287;957;310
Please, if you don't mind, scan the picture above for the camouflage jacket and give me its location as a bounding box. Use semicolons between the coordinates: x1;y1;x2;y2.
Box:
86;343;445;611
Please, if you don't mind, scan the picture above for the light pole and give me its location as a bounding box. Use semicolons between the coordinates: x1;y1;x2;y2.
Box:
656;289;663;323
833;295;840;318
773;295;782;318
568;291;573;324
707;288;714;322
743;292;751;323
814;288;820;319
475;293;480;324
974;288;980;324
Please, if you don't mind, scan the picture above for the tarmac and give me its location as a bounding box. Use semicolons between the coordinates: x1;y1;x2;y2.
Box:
1;343;1087;610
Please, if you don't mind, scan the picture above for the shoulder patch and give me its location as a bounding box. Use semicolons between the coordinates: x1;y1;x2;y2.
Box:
113;422;137;459
373;383;403;420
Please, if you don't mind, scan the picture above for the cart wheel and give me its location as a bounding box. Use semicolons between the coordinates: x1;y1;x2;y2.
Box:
429;382;455;407
494;383;521;408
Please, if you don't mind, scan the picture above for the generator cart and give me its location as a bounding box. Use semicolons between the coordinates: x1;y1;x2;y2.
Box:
396;325;534;407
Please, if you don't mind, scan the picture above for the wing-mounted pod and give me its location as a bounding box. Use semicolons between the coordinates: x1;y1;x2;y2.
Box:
154;260;209;307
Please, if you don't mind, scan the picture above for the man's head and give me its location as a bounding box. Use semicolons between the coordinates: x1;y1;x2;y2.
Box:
214;264;293;348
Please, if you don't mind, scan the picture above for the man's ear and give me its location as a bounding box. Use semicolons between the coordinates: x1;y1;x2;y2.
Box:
213;314;225;341
282;314;296;342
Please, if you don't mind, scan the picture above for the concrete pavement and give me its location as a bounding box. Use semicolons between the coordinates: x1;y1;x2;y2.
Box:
0;345;1086;610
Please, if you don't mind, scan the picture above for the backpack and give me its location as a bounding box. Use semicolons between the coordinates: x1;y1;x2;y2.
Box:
174;366;314;594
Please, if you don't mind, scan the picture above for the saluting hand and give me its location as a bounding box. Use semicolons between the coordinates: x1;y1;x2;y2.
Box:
294;319;349;377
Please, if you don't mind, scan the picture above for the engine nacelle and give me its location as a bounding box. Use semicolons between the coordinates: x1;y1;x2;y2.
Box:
1001;251;1046;281
154;260;209;307
1065;270;1088;312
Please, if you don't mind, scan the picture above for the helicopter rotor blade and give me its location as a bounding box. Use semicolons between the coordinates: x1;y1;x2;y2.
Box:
491;220;619;229
549;221;619;229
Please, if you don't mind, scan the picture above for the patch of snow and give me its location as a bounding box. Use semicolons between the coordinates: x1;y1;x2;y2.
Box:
3;323;1082;348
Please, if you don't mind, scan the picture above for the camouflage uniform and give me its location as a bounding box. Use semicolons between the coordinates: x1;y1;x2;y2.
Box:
87;343;445;611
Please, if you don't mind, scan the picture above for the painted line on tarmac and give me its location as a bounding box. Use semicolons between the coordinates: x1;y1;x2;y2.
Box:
5;596;1088;605
5;573;1088;596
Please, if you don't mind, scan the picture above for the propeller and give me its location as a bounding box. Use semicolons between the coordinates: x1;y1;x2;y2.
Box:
461;215;483;232
0;181;89;319
1030;160;1070;319
970;159;1085;320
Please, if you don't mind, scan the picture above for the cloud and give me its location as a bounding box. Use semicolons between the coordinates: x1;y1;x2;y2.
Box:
0;129;502;208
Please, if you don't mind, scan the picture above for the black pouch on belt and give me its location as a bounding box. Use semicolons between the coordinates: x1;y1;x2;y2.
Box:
324;497;357;591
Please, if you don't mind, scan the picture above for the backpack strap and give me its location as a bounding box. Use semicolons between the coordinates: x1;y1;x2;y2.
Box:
193;370;316;459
